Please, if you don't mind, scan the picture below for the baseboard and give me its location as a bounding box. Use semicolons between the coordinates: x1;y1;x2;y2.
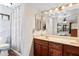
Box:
8;49;22;56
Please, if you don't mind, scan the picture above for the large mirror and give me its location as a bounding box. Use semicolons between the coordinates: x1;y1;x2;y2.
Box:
35;4;79;37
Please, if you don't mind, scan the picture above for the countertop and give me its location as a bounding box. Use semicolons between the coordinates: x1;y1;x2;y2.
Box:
33;35;79;47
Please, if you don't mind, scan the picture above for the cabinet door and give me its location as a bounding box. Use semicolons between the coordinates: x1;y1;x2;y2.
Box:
53;49;62;56
34;43;42;56
49;42;62;56
64;45;79;56
42;46;48;56
49;48;62;56
41;41;48;56
49;48;54;56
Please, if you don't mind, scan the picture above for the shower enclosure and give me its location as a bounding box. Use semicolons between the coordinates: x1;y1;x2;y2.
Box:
0;4;23;56
0;13;10;51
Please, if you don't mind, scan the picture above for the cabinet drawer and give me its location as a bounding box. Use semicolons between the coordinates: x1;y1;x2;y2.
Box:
41;40;48;46
49;42;62;50
34;38;48;45
34;38;42;44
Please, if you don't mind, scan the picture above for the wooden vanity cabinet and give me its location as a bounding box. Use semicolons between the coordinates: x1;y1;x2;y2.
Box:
34;38;63;56
49;42;63;56
34;38;48;56
63;45;79;56
34;38;79;56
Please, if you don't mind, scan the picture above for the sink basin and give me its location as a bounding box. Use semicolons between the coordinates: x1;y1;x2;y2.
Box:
0;44;10;50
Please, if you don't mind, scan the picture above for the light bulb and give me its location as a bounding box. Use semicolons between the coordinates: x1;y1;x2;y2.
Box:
69;3;72;7
55;8;59;11
61;6;65;10
49;9;53;13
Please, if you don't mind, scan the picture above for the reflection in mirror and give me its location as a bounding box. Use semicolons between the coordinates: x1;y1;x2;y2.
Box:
35;5;79;37
35;12;47;30
56;12;78;37
35;12;47;35
35;13;41;31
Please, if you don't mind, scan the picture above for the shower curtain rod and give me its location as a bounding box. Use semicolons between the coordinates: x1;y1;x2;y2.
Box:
0;13;10;20
0;13;10;16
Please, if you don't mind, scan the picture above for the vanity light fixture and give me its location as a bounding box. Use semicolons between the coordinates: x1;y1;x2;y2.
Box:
61;6;65;10
69;3;72;7
41;3;76;17
55;8;59;11
49;9;53;13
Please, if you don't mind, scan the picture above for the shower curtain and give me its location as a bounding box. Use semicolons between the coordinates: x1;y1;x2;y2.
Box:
11;5;22;55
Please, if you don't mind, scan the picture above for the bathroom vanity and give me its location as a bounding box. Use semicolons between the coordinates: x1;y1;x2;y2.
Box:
34;3;79;56
34;35;79;56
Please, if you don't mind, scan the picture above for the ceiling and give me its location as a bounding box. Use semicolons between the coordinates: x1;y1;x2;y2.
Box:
1;3;79;16
28;3;67;11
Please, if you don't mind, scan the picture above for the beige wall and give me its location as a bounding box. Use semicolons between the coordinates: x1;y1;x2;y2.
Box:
20;4;35;55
